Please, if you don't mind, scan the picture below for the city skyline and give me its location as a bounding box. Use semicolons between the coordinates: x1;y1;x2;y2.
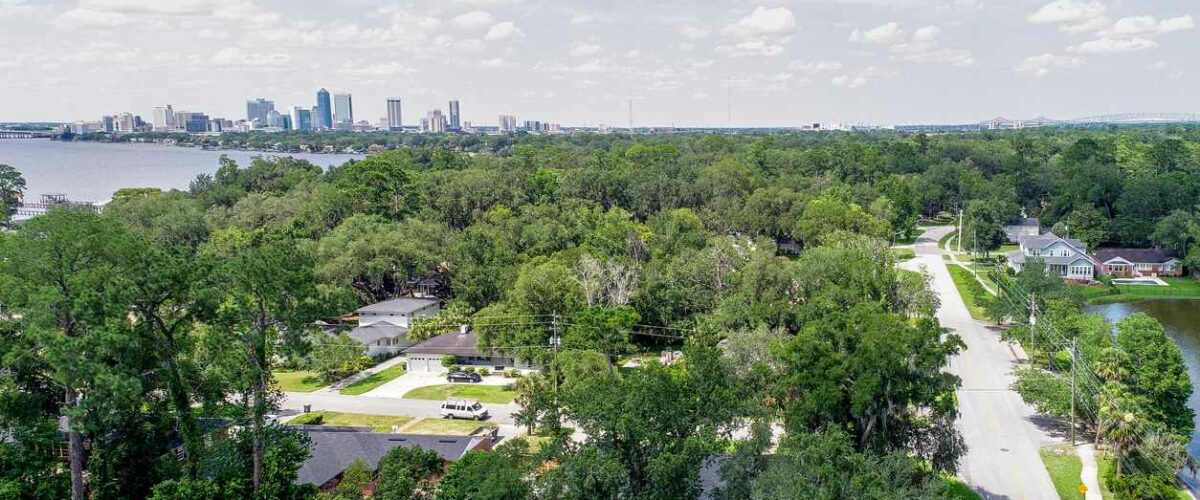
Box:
0;0;1197;125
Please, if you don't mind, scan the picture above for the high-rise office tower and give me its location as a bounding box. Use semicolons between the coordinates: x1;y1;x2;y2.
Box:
246;98;274;127
102;115;115;133
152;105;175;131
387;98;403;131
115;113;136;133
426;109;446;133
448;99;461;130
292;106;313;132
498;115;517;132
315;88;332;129
333;93;353;129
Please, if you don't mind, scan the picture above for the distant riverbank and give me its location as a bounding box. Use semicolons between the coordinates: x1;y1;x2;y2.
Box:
0;140;363;202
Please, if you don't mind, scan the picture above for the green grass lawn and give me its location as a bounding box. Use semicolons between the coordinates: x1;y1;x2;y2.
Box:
1039;444;1085;500
939;230;958;251
403;418;497;436
947;264;992;321
1080;276;1200;304
288;411;413;432
272;370;325;392
942;475;982;500
340;364;406;396
891;248;916;262
402;384;517;404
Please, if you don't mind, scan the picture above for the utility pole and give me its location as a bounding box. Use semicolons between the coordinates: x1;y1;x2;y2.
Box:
957;209;964;253
1070;338;1078;445
1029;293;1038;351
550;312;562;426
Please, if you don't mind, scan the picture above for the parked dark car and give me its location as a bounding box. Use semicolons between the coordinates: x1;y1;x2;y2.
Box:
447;371;482;383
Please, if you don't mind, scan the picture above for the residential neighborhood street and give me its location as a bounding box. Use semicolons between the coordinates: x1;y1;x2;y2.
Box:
906;226;1060;500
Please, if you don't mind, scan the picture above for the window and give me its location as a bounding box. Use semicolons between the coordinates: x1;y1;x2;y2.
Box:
1070;265;1092;276
1135;263;1153;271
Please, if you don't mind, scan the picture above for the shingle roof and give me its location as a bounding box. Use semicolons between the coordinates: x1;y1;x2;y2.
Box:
1093;248;1178;265
1007;251;1094;267
356;298;440;315
405;331;485;357
296;427;487;487
347;323;412;346
1007;217;1039;228
1018;233;1085;252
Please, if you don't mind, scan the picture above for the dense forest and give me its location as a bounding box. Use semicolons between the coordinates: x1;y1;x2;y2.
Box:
1;126;1199;499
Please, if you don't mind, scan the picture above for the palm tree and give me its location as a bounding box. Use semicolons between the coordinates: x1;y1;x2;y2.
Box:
1093;347;1130;383
1104;410;1147;478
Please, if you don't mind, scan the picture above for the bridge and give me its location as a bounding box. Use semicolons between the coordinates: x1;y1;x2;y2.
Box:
1065;112;1200;124
10;194;99;221
0;129;57;139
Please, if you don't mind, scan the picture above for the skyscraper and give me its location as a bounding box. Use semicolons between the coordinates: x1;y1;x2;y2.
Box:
292;106;313;132
387;98;403;131
152;105;176;131
448;99;461;131
426;109;446;133
498;115;517;132
246;98;275;127
333;93;353;130
315;88;332;130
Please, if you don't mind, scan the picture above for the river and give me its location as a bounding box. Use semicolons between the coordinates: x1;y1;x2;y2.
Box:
1087;299;1200;457
0;140;363;203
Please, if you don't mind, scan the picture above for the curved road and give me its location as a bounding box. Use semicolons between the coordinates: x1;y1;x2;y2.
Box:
905;226;1058;500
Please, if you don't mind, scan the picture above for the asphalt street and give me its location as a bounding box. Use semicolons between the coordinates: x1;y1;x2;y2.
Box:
907;226;1059;500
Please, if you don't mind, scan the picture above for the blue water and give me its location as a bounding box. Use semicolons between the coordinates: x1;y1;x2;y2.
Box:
0;140;363;203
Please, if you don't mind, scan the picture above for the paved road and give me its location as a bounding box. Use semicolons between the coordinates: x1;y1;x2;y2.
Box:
907;226;1059;500
282;391;518;425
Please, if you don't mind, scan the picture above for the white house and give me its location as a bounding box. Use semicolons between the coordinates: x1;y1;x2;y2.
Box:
349;298;440;357
1003;217;1040;243
1005;233;1096;280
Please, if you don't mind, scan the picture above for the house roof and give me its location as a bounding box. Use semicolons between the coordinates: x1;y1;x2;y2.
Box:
405;330;487;358
1093;248;1178;265
347;323;412;346
356;298;440;315
295;427;487;487
1007;251;1094;267
1018;233;1085;252
1006;217;1039;228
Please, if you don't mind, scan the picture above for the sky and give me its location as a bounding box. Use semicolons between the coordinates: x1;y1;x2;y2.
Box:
0;0;1196;127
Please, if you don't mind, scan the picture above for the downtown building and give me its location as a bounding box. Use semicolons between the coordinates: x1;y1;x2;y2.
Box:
246;98;275;128
333;93;354;130
387;98;403;131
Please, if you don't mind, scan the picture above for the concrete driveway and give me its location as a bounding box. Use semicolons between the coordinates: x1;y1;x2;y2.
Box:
362;370;517;399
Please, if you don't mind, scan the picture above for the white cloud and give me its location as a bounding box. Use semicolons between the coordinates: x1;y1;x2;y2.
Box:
76;0;215;15
1108;15;1194;36
675;19;712;39
790;60;844;73
850;22;905;44
569;13;594;25
1069;37;1158;54
1027;0;1105;25
896;47;974;66
484;21;524;40
832;75;867;88
54;8;133;29
1059;16;1110;34
452;10;496;30
691;59;715;69
478;57;509;68
1015;53;1084;77
724;7;797;38
337;61;414;76
715;40;785;57
210;47;290;67
625;49;642;58
692;91;710;100
570;43;603;57
452;0;520;4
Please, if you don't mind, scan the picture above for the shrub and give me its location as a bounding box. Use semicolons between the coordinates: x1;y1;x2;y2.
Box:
463;366;475;374
505;368;522;378
441;355;457;368
291;412;324;425
478;368;490;377
449;365;461;372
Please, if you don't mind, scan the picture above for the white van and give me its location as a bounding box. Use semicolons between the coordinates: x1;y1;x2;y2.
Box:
439;399;489;420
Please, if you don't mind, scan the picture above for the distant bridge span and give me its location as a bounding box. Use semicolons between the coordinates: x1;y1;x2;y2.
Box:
0;129;57;139
1066;112;1200;124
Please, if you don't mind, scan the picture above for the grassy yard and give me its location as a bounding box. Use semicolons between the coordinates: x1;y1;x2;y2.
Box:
340;364;406;396
946;264;992;321
403;418;497;436
402;383;517;404
272;370;325;392
1039;444;1085;499
289;411;412;432
1080;276;1200;304
942;475;982;500
939;230;958;251
891;248;916;262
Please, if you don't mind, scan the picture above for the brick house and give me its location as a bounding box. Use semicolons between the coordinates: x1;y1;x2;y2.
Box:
1091;248;1183;277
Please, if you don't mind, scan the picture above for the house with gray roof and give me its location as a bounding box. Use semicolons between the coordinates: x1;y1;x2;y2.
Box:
1006;233;1096;280
1003;217;1040;242
349;298;439;357
403;328;538;373
295;426;495;490
1092;248;1182;277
